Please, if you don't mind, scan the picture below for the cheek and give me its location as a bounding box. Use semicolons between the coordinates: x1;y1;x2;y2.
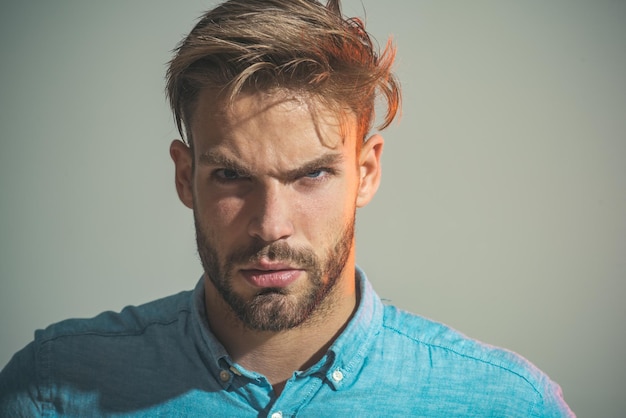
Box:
215;198;244;223
195;192;247;238
296;182;357;240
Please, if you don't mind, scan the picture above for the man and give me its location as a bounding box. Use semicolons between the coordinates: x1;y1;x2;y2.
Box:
0;0;573;416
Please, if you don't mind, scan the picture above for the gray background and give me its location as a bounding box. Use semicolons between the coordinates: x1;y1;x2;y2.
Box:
1;1;624;416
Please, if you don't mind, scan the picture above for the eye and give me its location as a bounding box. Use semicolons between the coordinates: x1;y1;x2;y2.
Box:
214;168;245;181
301;168;335;183
305;169;326;179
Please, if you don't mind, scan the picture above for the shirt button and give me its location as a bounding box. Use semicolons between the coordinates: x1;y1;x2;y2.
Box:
271;412;283;418
332;369;344;382
219;370;231;382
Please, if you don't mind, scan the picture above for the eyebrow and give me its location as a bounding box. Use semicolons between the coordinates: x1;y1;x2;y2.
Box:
285;153;344;179
198;151;344;180
198;151;252;176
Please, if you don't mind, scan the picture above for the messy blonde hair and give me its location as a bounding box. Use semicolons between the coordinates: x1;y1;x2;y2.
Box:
166;0;400;147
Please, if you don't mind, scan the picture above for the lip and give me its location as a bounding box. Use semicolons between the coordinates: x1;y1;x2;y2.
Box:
240;261;303;288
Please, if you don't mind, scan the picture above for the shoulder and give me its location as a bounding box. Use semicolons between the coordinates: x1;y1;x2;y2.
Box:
0;290;195;414
378;304;572;416
381;304;533;373
30;289;196;380
36;289;194;343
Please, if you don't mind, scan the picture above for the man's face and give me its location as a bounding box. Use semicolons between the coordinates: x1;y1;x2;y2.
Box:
171;90;383;331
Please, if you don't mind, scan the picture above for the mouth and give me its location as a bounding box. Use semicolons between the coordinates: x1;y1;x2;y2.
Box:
239;260;303;289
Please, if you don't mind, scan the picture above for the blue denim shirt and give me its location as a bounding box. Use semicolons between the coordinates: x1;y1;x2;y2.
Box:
0;268;573;417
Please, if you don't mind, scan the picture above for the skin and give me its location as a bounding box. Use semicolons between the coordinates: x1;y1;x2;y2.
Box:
170;88;383;395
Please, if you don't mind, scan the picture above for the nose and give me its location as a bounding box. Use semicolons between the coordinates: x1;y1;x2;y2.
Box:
247;182;294;243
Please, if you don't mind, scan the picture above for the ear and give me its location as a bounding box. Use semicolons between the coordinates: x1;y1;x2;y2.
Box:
356;134;384;208
169;140;194;209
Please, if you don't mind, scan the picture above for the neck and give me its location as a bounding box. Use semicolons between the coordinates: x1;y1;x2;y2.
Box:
204;264;358;391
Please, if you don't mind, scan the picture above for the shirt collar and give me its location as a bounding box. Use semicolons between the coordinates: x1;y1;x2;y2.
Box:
190;266;384;391
320;266;383;390
191;277;234;388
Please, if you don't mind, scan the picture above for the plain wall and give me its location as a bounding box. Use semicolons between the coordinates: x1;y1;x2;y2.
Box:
1;1;624;416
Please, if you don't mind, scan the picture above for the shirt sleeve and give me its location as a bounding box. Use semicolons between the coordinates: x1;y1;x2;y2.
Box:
0;341;43;416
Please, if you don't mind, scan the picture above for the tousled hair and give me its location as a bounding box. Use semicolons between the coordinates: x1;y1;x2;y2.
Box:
166;0;400;146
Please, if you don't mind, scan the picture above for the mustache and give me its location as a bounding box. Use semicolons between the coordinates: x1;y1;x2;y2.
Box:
227;240;317;269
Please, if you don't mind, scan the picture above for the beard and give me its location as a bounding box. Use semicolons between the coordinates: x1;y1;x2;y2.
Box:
194;213;355;332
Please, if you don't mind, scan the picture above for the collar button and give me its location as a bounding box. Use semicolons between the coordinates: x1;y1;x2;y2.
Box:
219;370;231;382
332;369;344;382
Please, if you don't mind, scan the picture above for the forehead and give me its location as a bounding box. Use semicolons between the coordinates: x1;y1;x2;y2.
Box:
189;89;357;151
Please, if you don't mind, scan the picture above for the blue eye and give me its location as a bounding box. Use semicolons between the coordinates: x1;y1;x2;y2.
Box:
305;169;326;179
